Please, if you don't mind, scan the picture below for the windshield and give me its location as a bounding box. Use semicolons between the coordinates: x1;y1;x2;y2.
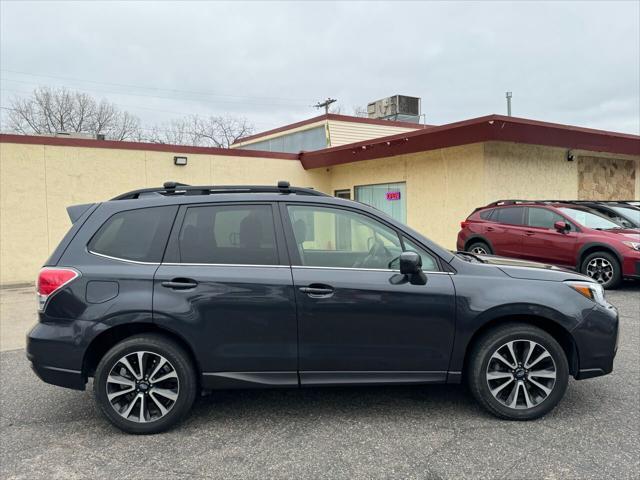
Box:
558;207;622;229
610;206;640;226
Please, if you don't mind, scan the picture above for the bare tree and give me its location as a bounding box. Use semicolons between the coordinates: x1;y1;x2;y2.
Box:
149;115;254;148
4;87;141;140
352;105;368;117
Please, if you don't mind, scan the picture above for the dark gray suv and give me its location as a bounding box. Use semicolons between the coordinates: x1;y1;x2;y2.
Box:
27;182;619;434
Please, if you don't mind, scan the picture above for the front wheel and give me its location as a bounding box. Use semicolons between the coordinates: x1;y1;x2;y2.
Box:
94;334;197;434
467;324;569;420
580;251;622;289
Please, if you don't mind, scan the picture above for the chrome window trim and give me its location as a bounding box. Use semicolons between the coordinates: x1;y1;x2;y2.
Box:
161;262;288;268
89;250;452;274
88;250;160;265
292;265;453;275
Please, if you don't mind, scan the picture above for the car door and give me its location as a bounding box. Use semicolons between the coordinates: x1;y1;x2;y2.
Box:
153;202;299;388
488;206;527;257
281;202;456;386
521;207;578;267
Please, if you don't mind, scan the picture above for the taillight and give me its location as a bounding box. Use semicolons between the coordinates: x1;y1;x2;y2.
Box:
460;221;469;229
37;267;80;311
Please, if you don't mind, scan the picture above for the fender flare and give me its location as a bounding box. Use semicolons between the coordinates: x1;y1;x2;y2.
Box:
576;242;623;270
464;235;495;253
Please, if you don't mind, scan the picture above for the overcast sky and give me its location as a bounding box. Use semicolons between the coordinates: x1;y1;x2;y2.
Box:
1;0;638;134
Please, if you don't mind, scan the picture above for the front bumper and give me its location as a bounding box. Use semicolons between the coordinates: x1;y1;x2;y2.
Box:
571;302;619;380
621;249;640;279
26;322;87;390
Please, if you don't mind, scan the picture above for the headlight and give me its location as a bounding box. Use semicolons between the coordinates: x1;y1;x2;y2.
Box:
622;241;640;251
565;281;606;306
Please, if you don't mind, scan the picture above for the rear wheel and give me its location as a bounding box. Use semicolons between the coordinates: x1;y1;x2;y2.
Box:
467;323;569;420
580;251;622;289
94;334;197;434
466;241;492;255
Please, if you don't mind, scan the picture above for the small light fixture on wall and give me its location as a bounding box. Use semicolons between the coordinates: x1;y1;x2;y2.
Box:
567;150;575;162
174;156;188;166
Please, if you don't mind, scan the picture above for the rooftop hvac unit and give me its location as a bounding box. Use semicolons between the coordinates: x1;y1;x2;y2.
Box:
367;95;421;123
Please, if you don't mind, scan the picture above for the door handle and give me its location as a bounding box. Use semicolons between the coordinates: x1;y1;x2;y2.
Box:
299;284;334;297
525;230;535;236
486;227;495;232
162;278;198;289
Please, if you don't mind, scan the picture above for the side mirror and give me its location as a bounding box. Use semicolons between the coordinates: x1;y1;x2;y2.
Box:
554;221;569;233
399;251;427;285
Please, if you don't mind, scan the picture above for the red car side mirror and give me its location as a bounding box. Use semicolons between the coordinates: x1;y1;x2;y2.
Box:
554;221;569;232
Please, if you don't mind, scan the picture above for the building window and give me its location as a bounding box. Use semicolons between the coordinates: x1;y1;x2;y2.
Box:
241;126;327;153
334;189;351;199
354;182;406;223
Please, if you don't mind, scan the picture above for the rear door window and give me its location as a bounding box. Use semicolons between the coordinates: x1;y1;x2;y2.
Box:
89;206;177;262
495;207;525;225
178;204;278;265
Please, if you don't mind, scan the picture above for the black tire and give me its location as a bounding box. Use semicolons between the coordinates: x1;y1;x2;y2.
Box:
466;240;492;255
94;333;197;434
467;323;569;421
580;251;622;289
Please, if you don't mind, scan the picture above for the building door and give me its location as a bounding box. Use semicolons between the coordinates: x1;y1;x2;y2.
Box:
355;182;406;223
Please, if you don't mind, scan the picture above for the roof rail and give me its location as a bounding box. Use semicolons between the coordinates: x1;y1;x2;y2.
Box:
111;180;329;200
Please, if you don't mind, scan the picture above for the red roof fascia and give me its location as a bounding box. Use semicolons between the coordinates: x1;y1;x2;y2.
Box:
299;115;640;169
0;133;300;160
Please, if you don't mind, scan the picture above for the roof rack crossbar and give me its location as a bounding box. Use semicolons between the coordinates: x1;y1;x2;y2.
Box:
112;181;329;200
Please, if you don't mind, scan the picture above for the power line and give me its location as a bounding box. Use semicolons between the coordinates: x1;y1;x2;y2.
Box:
0;88;278;129
0;77;313;110
1;68;314;104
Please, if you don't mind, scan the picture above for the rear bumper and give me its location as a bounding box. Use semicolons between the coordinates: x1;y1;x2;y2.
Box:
26;322;87;390
571;303;619;380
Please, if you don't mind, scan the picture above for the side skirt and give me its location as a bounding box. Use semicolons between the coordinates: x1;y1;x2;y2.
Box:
300;371;447;387
201;371;450;389
202;372;299;389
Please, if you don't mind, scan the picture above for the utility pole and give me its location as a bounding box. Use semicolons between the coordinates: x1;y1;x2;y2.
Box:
314;98;337;114
506;91;512;116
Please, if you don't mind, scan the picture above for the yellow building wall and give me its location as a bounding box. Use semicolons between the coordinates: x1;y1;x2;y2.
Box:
323;142;638;250
482;142;579;202
0;142;324;285
1;139;637;285
327;143;486;249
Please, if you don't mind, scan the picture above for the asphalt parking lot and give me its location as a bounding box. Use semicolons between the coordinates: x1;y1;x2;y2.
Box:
0;285;638;480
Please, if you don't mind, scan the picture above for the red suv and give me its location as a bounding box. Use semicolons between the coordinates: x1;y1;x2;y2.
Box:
457;201;640;289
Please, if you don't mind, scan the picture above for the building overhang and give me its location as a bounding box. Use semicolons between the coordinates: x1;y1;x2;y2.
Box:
299;114;640;169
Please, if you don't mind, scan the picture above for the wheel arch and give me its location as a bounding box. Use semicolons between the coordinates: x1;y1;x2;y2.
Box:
577;243;623;270
461;314;579;378
82;322;201;381
464;235;494;253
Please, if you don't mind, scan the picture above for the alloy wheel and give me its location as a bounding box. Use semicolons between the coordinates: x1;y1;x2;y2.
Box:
106;351;180;423
486;340;556;409
585;257;614;285
471;246;488;255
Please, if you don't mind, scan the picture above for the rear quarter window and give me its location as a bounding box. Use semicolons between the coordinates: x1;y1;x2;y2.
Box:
479;209;494;220
88;206;177;262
